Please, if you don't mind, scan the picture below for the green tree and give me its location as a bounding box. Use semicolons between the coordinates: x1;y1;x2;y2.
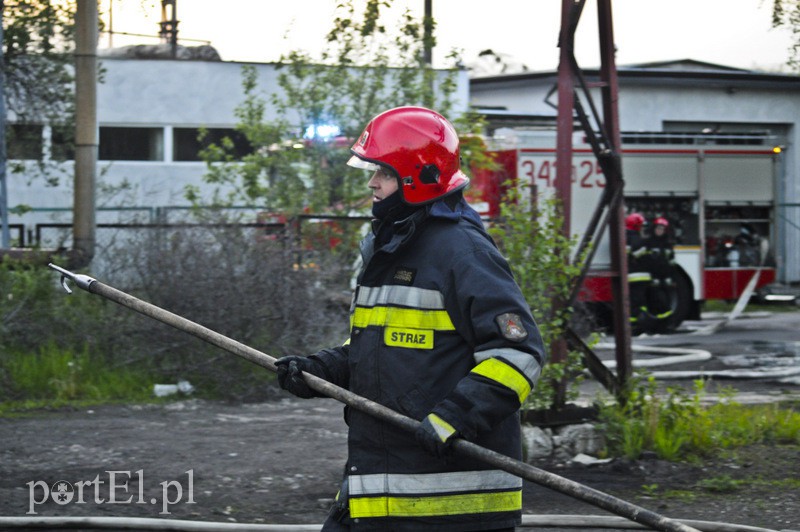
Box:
3;0;77;185
193;0;472;216
772;0;800;72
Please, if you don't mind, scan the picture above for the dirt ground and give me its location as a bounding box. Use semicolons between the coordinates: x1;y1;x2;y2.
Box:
1;397;799;531
1;310;800;531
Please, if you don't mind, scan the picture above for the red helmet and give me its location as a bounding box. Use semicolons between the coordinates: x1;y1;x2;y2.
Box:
625;212;645;231
653;217;669;227
348;106;470;205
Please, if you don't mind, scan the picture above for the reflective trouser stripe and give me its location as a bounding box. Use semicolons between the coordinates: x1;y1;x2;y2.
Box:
349;470;521;496
629;272;652;283
349;490;522;518
471;357;532;404
350;306;455;331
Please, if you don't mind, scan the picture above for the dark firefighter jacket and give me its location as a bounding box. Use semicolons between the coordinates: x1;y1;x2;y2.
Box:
642;234;675;281
626;228;652;285
309;196;547;531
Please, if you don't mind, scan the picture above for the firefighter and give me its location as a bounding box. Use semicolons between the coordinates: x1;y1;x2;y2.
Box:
625;212;653;330
276;106;546;531
643;217;676;323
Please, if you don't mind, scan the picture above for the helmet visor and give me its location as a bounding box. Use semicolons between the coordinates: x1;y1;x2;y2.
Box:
347;155;381;172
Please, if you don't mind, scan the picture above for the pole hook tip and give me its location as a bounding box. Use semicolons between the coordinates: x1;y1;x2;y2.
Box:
48;263;96;293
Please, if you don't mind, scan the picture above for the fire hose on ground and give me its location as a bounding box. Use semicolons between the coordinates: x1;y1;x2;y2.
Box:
9;263;773;532
0;514;789;531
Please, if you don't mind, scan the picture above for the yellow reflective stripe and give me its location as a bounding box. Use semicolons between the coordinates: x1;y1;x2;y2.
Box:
475;348;542;385
351;306;455;331
428;414;456;442
349;490;521;518
471;358;531;404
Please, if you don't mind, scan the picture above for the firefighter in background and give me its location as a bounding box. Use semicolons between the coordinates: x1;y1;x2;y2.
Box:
625;212;653;330
643;217;676;323
275;106;547;531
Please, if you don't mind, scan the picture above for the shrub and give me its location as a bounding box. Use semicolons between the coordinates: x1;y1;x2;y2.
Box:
1;218;357;403
598;375;800;460
488;189;591;411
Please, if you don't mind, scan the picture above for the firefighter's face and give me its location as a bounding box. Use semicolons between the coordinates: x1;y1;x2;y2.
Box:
654;225;666;236
368;168;399;202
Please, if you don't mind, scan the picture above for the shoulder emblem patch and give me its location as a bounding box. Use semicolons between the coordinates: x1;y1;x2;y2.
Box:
496;312;528;342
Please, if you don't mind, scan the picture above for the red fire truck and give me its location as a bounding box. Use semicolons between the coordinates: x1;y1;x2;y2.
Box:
469;130;781;333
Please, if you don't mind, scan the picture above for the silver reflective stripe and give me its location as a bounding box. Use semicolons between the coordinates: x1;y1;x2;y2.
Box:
349;470;521;496
356;285;445;310
475;347;542;383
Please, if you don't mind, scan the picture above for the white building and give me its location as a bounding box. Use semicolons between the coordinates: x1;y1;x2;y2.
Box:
4;56;469;246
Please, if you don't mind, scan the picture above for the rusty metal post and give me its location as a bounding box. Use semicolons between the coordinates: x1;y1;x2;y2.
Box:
597;0;632;384
551;0;578;406
556;0;575;236
555;0;632;395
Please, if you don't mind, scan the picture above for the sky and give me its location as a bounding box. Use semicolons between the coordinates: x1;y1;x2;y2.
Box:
102;0;795;74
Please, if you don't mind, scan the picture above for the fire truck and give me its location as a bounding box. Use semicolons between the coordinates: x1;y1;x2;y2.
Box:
470;129;782;333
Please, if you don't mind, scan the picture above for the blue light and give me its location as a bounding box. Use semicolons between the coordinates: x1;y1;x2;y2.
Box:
304;123;341;140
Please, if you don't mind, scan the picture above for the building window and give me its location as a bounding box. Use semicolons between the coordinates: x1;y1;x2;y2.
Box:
99;126;164;161
51;124;75;161
173;127;252;161
7;123;44;160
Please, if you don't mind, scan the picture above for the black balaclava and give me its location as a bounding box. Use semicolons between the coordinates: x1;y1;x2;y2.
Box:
371;189;405;220
371;190;422;246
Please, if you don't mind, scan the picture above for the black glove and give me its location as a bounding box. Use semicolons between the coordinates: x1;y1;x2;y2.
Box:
275;356;324;399
416;413;459;458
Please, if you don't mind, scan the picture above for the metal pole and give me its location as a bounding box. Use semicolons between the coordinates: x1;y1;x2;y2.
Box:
423;0;435;108
46;263;701;532
423;0;433;66
108;0;113;48
0;13;10;249
550;0;580;406
597;0;633;383
73;0;98;265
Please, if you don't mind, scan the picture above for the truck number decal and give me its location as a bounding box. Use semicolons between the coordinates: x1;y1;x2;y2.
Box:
521;159;605;189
